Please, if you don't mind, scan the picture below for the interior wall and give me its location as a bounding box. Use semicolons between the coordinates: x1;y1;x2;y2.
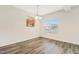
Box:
41;6;79;45
0;6;40;47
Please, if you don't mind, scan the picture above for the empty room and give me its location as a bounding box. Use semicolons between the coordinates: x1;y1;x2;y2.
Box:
0;5;79;54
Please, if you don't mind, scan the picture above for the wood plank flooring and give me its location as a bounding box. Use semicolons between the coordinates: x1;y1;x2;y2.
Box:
0;37;79;54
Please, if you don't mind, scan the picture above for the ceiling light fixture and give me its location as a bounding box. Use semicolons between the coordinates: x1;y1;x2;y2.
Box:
35;5;42;20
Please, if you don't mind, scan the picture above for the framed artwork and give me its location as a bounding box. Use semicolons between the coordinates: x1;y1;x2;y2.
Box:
42;17;60;33
26;17;35;27
50;24;58;33
44;26;51;33
44;24;58;33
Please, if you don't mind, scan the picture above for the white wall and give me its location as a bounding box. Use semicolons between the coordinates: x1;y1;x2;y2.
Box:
41;6;79;45
0;6;40;47
1;5;79;47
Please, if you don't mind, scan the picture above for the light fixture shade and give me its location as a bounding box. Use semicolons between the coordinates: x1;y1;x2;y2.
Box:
35;16;42;20
35;16;39;19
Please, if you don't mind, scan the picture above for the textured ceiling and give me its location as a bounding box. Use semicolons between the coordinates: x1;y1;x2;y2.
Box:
13;5;74;16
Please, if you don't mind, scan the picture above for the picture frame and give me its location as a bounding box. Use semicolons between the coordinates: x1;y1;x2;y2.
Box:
26;17;35;27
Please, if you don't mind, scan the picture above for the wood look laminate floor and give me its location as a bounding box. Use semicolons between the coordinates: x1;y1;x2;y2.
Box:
0;37;79;54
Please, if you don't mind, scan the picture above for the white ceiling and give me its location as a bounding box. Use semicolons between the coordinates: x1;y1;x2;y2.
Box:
13;5;74;16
